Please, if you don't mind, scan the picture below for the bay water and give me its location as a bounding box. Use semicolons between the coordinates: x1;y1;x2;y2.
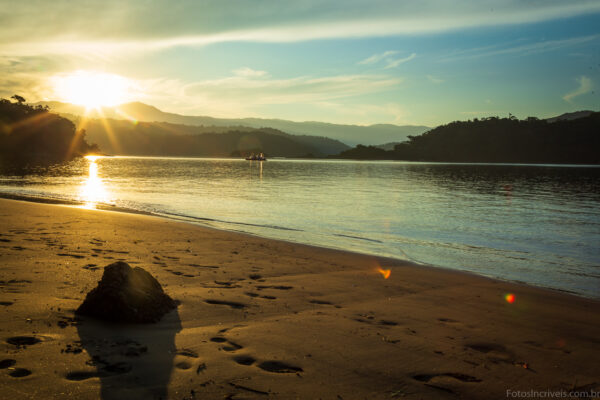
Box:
1;156;599;298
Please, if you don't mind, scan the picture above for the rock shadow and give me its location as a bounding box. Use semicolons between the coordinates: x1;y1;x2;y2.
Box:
75;309;181;400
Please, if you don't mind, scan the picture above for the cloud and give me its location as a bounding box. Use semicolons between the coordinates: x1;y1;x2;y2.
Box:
2;1;600;56
358;51;415;69
358;51;399;65
184;73;402;104
563;76;592;102
233;67;268;78
440;34;600;62
384;53;416;69
85;71;404;120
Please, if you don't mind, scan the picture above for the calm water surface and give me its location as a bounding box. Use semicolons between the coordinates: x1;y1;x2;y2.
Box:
1;156;599;298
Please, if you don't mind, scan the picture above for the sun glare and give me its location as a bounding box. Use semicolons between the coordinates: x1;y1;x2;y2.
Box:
53;71;131;110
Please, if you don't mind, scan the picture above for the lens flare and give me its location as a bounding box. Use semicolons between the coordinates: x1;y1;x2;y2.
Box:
377;267;391;279
504;293;515;304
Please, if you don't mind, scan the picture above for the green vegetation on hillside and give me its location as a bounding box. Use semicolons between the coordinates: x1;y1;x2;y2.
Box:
336;114;600;164
36;101;429;146
79;118;348;157
0;97;98;166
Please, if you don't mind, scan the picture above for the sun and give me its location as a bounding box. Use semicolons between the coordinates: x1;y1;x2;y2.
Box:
52;70;132;110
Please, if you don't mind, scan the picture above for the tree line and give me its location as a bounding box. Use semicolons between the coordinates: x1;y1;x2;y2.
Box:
0;96;98;167
335;113;600;164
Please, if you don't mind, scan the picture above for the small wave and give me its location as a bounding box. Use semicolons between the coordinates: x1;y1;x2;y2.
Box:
157;210;304;232
333;233;383;243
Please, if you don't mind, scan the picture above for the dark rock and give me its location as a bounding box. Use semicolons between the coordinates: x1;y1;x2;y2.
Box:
76;261;176;323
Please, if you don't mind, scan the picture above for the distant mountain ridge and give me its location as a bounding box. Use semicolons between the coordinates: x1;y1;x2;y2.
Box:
66;118;346;158
544;110;594;123
35;101;430;146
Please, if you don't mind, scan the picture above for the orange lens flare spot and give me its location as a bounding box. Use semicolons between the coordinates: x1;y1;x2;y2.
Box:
377;267;391;279
504;293;515;304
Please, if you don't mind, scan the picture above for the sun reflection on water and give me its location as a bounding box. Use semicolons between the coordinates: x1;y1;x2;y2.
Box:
80;155;109;208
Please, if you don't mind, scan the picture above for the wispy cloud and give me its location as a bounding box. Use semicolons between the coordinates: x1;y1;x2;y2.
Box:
384;53;416;69
358;51;399;65
563;76;592;102
116;71;405;120
358;51;415;69
2;1;600;56
232;67;268;78
184;72;402;104
440;34;600;62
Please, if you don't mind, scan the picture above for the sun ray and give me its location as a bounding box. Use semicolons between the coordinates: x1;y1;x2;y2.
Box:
114;108;139;125
8;110;53;131
96;108;121;155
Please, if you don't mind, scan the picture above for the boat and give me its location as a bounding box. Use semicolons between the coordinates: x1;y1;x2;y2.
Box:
245;153;267;161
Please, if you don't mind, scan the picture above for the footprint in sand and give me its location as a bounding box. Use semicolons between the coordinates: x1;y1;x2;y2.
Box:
221;341;243;352
0;359;16;369
188;264;219;269
9;368;32;378
412;372;481;383
466;342;515;364
210;337;243;352
57;253;85;259
66;361;132;381
175;361;192;370
204;299;247;309
6;336;42;347
309;299;333;305
65;371;98;381
177;349;199;358
438;318;461;324
256;285;293;291
258;361;303;374
233;355;256;366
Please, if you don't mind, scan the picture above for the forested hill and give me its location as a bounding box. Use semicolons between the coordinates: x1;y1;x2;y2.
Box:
336;113;600;164
80;118;345;157
0;97;97;166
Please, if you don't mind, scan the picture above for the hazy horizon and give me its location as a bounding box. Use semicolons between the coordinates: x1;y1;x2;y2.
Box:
1;1;599;127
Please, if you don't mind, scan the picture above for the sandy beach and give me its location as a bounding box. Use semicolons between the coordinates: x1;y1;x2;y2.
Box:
0;198;599;399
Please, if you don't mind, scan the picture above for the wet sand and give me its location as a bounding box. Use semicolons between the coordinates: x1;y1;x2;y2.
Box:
0;198;599;399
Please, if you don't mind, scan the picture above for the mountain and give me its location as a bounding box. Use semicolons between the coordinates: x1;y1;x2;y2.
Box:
78;118;341;157
545;110;594;123
35;101;430;146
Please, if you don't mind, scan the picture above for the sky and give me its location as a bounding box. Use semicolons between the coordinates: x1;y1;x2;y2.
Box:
0;0;599;126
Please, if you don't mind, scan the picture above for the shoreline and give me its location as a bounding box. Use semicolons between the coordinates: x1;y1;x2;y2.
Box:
0;191;595;301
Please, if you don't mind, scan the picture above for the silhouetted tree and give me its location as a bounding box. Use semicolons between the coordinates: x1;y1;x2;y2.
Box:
11;94;25;104
0;99;99;167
